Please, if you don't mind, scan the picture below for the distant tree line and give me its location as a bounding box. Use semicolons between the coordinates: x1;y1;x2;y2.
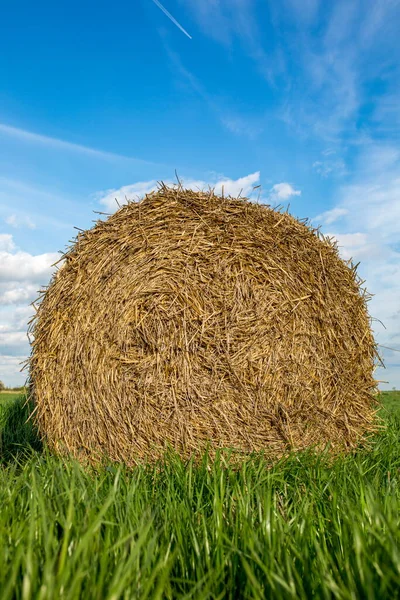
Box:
0;381;26;392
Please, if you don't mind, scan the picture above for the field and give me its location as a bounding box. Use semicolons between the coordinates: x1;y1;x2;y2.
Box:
1;391;400;599
0;390;26;404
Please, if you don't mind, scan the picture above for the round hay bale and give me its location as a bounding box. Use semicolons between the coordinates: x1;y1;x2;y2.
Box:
28;185;380;465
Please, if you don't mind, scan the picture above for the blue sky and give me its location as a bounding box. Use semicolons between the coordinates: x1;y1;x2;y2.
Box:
1;0;400;388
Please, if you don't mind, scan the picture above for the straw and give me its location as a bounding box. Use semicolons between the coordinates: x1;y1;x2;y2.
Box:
27;185;382;465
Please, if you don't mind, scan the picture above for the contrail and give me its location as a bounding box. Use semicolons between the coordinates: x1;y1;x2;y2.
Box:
151;0;192;39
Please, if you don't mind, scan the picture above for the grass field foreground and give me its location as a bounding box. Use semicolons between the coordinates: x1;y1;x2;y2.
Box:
0;392;400;599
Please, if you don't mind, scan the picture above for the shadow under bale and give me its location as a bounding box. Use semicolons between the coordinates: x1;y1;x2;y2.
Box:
28;185;382;465
0;395;42;464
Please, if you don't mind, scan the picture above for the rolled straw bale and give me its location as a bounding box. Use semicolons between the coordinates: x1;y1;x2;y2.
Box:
28;185;381;465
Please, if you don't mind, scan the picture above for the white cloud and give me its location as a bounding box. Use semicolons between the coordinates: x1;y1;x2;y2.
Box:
98;173;303;221
2;305;36;332
0;236;59;385
0;284;39;306
5;213;36;229
0;249;59;282
0;306;34;367
99;172;262;212
270;182;301;200
212;172;261;197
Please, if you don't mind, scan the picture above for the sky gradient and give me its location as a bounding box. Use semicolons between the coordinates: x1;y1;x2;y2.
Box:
1;0;400;388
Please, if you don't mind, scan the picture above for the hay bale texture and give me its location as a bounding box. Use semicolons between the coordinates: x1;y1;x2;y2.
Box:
28;185;380;465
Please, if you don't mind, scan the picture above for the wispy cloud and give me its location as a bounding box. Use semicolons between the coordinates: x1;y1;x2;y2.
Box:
5;214;36;230
180;1;359;143
164;46;265;138
312;142;400;387
151;0;192;39
180;0;283;86
178;0;237;48
312;207;349;225
283;0;320;25
280;0;400;143
0;176;86;232
0;122;159;165
312;157;346;178
221;116;264;139
177;0;400;149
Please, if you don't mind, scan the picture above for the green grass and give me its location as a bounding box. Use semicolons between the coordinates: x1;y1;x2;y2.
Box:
0;390;26;404
379;390;400;417
1;393;400;599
